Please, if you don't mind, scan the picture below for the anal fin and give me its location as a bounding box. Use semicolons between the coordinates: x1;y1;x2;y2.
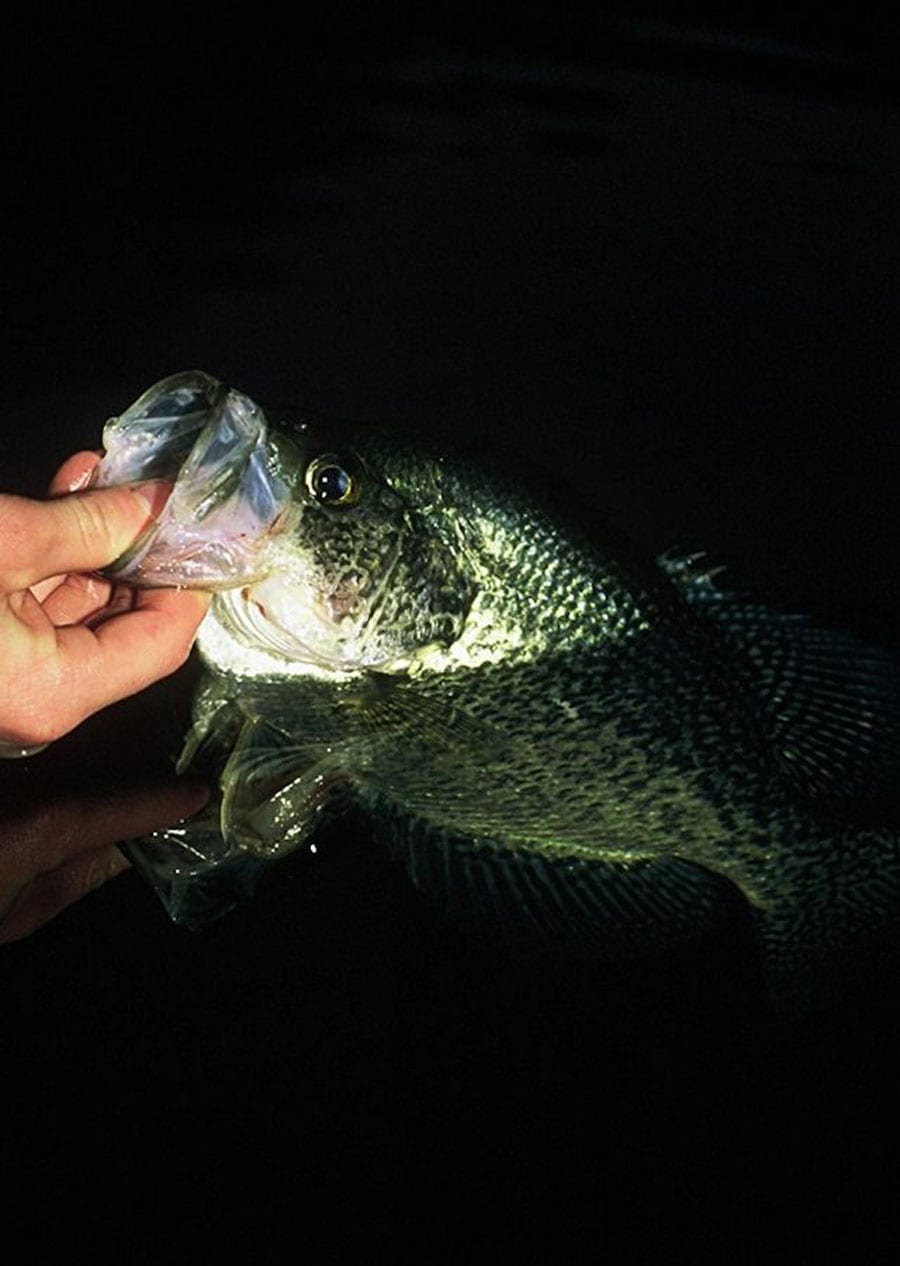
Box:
384;813;744;962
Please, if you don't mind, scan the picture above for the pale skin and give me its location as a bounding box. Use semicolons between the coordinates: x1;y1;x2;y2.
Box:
0;451;212;941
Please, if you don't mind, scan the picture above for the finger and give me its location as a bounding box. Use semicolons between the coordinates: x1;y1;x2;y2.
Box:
39;573;116;626
76;586;211;699
84;581;136;626
0;778;210;920
0;482;171;591
0;770;212;941
47;451;102;496
3;588;212;746
30;574;67;603
0;846;131;944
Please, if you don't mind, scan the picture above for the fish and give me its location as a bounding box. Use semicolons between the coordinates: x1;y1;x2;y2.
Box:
96;371;900;1012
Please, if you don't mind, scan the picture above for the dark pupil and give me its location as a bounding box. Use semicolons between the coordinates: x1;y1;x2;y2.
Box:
313;464;350;502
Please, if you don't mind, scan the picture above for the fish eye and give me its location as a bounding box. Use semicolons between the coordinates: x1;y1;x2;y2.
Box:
304;455;358;506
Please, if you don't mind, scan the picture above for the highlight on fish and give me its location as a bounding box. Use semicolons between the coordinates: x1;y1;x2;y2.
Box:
97;371;900;1013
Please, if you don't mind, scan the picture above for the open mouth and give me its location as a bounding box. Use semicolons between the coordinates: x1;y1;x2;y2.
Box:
210;577;368;674
96;371;295;589
215;584;331;666
207;553;400;676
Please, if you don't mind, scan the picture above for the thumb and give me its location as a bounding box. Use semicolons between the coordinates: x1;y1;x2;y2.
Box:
0;482;171;591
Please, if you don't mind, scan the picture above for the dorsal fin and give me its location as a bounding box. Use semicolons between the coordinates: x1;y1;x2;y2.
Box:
660;552;900;823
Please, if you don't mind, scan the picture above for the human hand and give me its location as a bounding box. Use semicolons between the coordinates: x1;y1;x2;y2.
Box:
0;452;211;753
0;776;209;943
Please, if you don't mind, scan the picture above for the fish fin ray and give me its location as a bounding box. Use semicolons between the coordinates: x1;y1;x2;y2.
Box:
122;829;270;929
221;717;352;857
660;554;900;821
385;813;742;961
342;673;513;753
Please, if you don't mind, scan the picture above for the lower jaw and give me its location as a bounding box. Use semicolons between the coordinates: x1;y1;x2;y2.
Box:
196;609;355;681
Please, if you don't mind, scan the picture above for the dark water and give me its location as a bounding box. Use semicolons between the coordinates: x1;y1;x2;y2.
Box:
2;16;899;1256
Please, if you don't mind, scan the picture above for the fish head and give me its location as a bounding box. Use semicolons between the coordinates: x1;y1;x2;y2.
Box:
211;428;478;676
97;373;476;676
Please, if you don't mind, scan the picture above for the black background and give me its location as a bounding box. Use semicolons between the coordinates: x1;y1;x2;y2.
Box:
2;12;899;1258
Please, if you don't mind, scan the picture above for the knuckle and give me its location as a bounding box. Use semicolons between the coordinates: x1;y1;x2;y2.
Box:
66;493;117;560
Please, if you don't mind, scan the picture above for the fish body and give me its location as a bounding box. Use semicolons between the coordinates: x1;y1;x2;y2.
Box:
98;373;900;1010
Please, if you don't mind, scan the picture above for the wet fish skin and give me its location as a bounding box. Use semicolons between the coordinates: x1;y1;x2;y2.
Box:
99;373;900;1013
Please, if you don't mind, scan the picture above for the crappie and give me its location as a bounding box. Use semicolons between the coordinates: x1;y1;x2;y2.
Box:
97;372;900;1011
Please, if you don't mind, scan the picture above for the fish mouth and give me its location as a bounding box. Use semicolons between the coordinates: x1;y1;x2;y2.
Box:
95;371;296;589
214;583;341;671
98;372;415;677
206;541;405;676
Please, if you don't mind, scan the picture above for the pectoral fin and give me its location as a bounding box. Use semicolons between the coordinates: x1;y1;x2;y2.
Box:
127;688;356;925
220;717;353;857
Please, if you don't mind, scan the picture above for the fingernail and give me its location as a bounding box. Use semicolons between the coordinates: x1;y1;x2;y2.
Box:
130;480;172;522
70;462;100;492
